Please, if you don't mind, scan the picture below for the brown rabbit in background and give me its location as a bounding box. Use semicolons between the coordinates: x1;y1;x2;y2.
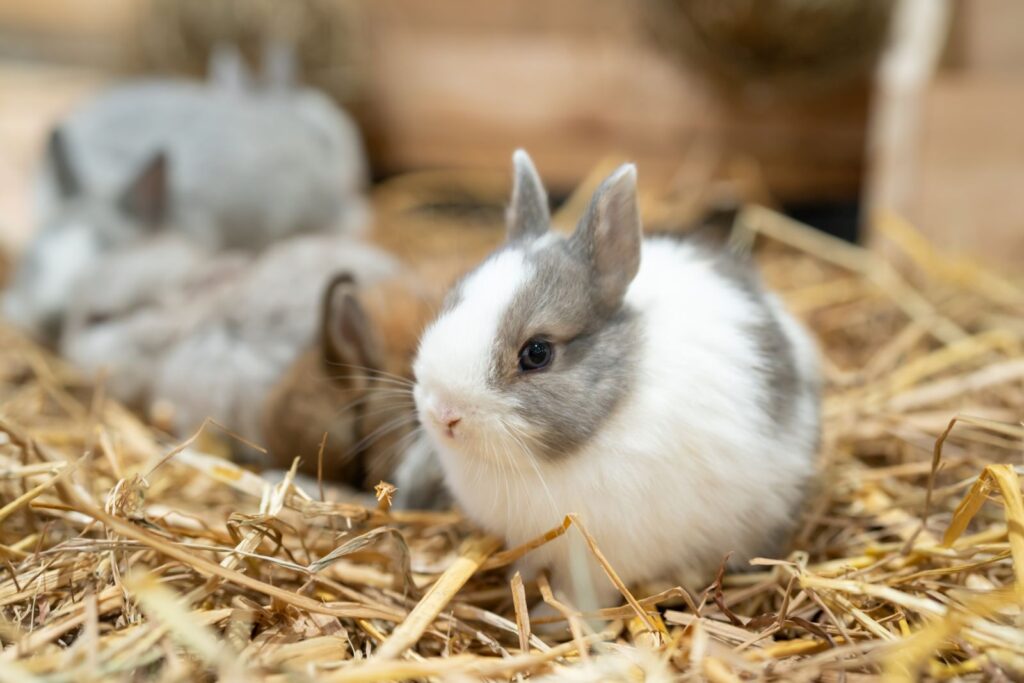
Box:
261;199;509;504
262;272;438;488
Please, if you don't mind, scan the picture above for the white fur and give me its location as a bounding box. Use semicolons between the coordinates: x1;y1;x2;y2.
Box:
414;249;530;423
60;235;224;407
4;223;98;331
415;237;820;607
36;81;367;246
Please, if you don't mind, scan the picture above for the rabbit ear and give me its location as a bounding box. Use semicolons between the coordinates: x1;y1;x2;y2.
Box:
321;273;381;379
118;151;168;227
261;40;297;91
570;164;641;312
506;149;550;243
48;128;80;198
208;43;253;91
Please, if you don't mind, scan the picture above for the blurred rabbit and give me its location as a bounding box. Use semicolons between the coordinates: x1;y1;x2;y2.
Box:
61;234;396;448
5;62;368;341
260;209;508;505
60;235;246;410
152;235;398;446
262;272;441;490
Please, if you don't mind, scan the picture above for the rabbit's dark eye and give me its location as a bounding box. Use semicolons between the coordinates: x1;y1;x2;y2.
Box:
518;338;553;372
86;312;113;327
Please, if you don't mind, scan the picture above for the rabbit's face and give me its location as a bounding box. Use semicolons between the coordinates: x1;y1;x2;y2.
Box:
57;236;209;409
264;352;419;487
4;214;107;342
413;237;640;467
7;132;169;343
265;272;435;488
413;152;643;466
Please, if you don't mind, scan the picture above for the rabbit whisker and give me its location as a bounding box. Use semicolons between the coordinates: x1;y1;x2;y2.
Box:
349;413;418;455
324;362;415;387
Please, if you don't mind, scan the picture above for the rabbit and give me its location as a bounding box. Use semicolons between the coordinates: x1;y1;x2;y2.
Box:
151;235;399;448
259;171;729;508
410;151;821;609
60;233;397;447
258;181;513;502
60;234;244;410
5;140;172;342
260;211;507;504
4;68;369;342
261;272;443;498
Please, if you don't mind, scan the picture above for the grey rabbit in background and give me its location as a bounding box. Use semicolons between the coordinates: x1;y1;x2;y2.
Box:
152;235;399;448
60;236;246;410
4;47;369;342
61;233;400;453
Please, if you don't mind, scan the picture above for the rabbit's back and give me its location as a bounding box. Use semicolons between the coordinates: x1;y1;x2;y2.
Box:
40;81;368;248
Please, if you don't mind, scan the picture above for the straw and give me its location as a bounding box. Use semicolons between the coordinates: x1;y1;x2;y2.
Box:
2;173;1024;679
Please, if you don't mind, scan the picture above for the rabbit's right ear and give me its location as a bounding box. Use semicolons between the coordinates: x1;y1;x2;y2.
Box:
261;40;297;92
321;273;381;380
48;128;80;198
506;150;550;242
208;43;252;92
570;163;641;313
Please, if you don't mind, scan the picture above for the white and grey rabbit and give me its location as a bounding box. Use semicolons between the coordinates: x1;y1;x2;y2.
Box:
411;151;821;608
5;60;368;340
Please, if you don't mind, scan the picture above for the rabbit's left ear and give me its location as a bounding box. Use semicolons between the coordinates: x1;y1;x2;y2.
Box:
506;149;550;243
118;151;169;228
571;164;641;312
48;128;80;198
321;273;382;385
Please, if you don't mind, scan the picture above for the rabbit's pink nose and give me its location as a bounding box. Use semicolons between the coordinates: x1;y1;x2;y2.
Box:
434;406;462;437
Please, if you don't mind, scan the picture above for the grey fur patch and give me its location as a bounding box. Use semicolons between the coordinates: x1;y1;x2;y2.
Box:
569;164;640;314
692;238;802;428
489;239;640;460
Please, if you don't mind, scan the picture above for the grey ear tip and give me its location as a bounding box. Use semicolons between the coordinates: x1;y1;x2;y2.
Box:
150;151;169;171
512;149;536;171
326;272;357;297
324;272;359;309
48;127;70;157
611;163;638;184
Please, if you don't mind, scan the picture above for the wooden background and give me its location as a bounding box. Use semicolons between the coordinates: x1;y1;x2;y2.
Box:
2;0;1022;270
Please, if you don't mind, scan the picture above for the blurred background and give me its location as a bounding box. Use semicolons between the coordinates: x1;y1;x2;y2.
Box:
0;0;1018;267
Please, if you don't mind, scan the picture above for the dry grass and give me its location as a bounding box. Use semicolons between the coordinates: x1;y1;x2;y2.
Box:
1;198;1023;681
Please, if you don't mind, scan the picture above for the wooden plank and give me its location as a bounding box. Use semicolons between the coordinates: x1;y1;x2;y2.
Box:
358;1;869;201
0;0;871;221
903;76;1024;269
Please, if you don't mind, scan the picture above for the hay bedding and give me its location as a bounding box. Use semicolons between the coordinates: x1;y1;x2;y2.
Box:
0;202;1023;682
